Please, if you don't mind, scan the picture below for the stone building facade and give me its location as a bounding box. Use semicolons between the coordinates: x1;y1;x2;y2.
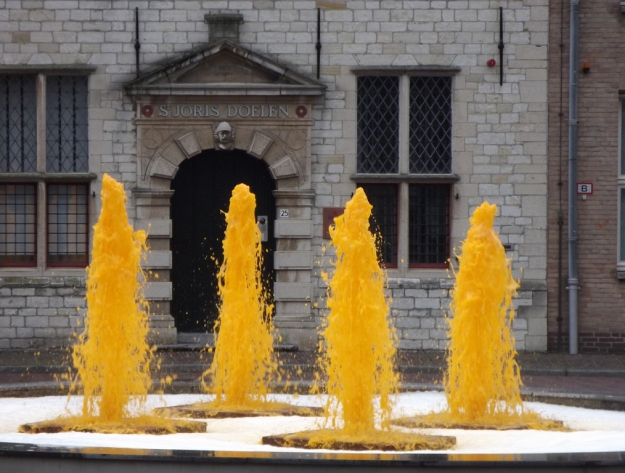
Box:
0;1;548;351
547;0;625;353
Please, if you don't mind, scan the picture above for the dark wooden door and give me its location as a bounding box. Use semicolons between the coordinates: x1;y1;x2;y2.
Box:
170;150;276;333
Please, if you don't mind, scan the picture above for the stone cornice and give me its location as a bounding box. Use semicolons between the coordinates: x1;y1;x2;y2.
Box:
350;65;462;75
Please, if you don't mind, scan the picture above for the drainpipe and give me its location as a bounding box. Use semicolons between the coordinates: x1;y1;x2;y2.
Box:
568;0;580;355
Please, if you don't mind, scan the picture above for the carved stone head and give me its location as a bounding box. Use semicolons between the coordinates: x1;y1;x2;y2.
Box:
214;121;235;150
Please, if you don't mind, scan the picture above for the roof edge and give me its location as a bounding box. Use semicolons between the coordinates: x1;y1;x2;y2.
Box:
124;40;326;94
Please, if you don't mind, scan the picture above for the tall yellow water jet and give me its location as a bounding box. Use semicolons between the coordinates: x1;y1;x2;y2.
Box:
74;173;152;421
19;174;203;434
394;201;563;431
158;184;320;419
203;183;276;408
320;187;398;434
445;201;523;423
262;188;455;450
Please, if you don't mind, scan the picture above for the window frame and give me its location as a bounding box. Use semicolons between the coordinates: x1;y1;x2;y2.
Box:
360;183;399;268
352;69;460;274
46;181;90;268
0;69;96;271
0;182;38;267
0;75;38;173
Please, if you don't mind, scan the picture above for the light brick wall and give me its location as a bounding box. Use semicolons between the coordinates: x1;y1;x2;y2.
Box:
547;0;625;353
0;0;549;350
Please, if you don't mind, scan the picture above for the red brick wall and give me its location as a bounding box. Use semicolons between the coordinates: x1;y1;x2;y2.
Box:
547;0;625;353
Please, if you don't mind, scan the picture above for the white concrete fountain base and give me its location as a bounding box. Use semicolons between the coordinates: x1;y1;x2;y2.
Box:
0;392;624;454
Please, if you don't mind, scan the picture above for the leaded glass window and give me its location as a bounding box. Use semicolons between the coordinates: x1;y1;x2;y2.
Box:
0;184;36;266
409;77;452;174
357;76;399;173
46;76;89;173
0;75;37;173
409;184;450;266
361;184;397;266
47;183;88;266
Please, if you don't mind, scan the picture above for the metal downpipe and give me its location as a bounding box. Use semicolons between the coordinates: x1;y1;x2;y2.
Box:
568;0;580;355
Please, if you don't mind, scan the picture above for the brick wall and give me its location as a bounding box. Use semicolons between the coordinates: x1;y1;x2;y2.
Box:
547;0;625;353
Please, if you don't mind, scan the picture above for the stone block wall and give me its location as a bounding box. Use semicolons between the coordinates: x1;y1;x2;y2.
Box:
0;0;549;350
315;276;543;352
0;277;86;349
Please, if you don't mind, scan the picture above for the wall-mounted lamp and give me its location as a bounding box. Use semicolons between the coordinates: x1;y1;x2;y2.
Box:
487;59;496;67
582;61;590;73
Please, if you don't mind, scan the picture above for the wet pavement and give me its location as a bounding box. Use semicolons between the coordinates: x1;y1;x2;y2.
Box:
0;348;623;405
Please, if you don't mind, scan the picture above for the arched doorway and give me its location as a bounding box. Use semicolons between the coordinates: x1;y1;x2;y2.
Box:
170;149;276;333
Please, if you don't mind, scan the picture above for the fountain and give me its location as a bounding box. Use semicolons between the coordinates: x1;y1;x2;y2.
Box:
18;174;203;434
394;202;563;431
0;188;624;471
157;183;321;418
262;188;455;450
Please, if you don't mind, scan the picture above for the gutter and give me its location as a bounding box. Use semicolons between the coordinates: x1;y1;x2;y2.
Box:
568;0;580;354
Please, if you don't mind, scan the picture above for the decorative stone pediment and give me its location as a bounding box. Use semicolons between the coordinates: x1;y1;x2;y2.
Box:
125;40;326;96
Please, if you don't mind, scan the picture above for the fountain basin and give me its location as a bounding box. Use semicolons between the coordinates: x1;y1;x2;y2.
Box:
1;442;623;473
0;392;625;473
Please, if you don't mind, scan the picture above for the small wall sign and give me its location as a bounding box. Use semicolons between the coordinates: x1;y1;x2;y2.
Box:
577;182;593;195
322;207;344;239
279;209;289;218
141;105;154;117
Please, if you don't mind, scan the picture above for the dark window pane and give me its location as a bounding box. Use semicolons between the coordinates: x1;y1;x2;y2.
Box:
46;76;89;173
47;183;88;266
360;184;397;266
409;77;452;174
0;184;36;265
409;184;450;266
357;76;399;173
0;75;37;173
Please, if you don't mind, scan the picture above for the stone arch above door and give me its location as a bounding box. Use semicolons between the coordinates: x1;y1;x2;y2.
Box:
142;124;307;191
125;39;324;349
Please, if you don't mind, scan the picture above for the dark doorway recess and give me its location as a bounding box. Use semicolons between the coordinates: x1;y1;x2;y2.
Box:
171;149;276;333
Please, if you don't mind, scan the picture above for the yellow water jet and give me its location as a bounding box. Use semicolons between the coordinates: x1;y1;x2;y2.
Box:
201;184;276;409
320;188;398;435
262;188;455;450
19;174;202;434
395;202;564;431
156;184;320;419
75;174;152;422
445;202;522;423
